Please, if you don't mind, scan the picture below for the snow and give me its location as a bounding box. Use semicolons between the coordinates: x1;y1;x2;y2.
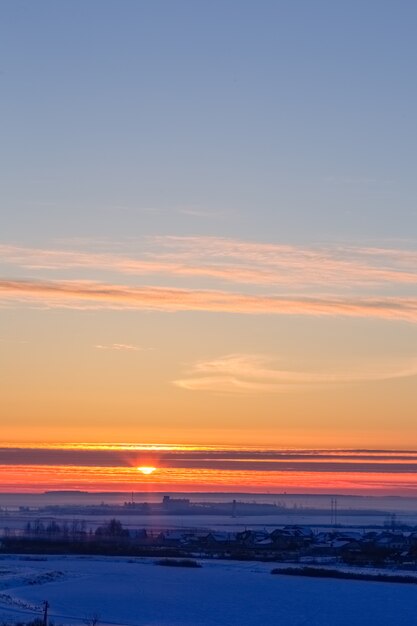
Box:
0;554;417;625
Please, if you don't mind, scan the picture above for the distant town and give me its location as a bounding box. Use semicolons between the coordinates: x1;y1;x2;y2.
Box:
2;495;417;571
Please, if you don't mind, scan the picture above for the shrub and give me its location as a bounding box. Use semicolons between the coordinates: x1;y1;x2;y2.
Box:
155;558;202;568
271;566;417;584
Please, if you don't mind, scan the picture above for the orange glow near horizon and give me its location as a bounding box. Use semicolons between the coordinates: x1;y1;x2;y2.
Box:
4;444;417;495
3;463;417;496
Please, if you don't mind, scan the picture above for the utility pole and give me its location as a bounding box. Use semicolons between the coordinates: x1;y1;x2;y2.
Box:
43;600;49;626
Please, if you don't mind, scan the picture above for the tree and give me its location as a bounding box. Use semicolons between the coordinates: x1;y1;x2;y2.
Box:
95;519;129;538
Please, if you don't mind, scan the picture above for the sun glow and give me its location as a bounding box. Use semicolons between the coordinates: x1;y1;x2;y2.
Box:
137;466;157;475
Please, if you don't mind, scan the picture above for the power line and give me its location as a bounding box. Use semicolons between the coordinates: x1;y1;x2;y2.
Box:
0;601;138;626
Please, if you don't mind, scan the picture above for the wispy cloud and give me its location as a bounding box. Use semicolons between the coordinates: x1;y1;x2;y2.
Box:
1;278;417;321
151;235;417;285
0;244;297;287
1;236;416;290
1;236;416;323
177;207;225;219
95;343;146;351
173;353;417;394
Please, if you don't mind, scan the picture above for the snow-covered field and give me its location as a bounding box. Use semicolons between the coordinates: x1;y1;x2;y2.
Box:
0;554;417;625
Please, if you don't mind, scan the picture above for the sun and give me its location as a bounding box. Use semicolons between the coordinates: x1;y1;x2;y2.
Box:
137;466;157;475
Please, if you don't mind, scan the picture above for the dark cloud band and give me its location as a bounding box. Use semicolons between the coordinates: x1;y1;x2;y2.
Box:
2;447;417;474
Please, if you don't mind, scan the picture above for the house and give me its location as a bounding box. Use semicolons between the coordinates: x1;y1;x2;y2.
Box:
236;530;270;547
156;531;186;546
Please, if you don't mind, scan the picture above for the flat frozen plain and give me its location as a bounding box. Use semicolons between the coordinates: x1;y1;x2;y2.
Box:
1;554;417;625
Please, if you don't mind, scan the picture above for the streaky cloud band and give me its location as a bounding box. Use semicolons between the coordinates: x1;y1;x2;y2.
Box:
2;447;417;473
1;278;417;322
1;238;417;289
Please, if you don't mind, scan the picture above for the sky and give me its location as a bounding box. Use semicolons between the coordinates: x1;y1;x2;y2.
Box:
1;1;416;493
